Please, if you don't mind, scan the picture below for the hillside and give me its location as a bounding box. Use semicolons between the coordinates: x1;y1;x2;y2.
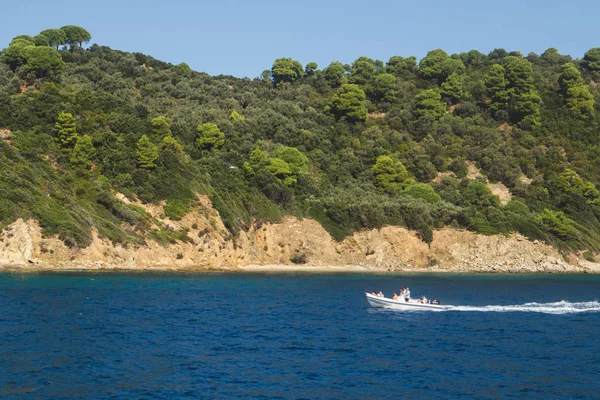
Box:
2;26;600;266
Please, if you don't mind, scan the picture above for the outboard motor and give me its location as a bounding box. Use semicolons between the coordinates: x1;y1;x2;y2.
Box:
431;299;441;305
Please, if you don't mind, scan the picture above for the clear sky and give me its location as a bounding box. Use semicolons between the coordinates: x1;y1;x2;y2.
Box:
1;0;598;78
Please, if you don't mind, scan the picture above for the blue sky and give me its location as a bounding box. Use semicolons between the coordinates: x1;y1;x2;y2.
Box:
1;0;598;78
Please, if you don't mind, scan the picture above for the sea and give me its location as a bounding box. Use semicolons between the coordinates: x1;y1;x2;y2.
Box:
1;271;599;399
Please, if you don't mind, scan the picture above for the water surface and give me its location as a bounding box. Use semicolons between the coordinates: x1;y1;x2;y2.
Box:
1;272;599;399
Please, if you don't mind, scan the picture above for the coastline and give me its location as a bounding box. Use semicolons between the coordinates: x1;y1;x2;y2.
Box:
2;216;600;275
1;262;598;274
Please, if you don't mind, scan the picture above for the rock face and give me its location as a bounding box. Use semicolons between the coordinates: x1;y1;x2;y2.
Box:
0;194;597;273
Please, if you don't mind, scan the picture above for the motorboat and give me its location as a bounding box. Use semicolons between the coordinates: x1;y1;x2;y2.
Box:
365;292;452;310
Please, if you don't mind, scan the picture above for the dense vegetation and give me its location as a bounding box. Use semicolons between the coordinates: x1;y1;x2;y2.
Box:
2;26;600;254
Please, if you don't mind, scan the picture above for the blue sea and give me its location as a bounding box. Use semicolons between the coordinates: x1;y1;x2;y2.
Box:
1;272;599;399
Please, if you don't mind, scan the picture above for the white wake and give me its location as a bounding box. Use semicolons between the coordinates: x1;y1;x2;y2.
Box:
448;300;600;314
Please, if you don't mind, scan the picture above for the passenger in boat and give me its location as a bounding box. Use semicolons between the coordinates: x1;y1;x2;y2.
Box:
371;290;377;296
404;287;411;301
392;293;398;300
421;295;428;304
377;291;384;297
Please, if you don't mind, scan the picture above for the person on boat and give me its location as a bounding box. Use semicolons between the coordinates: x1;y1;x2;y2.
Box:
377;291;384;297
404;287;411;301
421;295;428;304
392;293;398;300
371;290;377;296
398;288;405;300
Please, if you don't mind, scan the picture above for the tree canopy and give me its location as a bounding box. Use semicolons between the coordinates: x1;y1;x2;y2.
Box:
1;25;600;255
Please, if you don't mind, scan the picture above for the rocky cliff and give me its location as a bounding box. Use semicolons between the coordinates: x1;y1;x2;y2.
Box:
1;195;599;273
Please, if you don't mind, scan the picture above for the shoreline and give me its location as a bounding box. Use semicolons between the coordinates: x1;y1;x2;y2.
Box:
1;263;597;274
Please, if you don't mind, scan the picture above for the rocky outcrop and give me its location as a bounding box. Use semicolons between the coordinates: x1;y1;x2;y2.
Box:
1;194;598;273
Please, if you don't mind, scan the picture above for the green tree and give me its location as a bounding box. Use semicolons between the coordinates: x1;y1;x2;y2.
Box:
230;110;245;121
565;85;595;119
324;61;345;87
373;73;398;102
372;155;414;193
582;48;600;76
348;56;375;86
485;64;509;119
271;58;303;84
55;112;78;149
161;135;183;152
273;146;309;175
60;25;91;49
243;146;270;176
196;122;225;150
402;183;441;204
558;63;584;94
150;117;172;137
534;209;573;240
173;62;192;77
39;28;67;49
22;46;64;81
414;89;446;120
386;56;417;79
441;72;463;104
325;84;367;122
70;134;96;169
514;90;542;126
419;49;450;80
265;157;294;185
503;56;534;92
305;62;318;76
1;37;35;70
558;63;595;119
136;135;159;169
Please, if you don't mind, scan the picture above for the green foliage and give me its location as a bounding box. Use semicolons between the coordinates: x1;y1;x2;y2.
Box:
386;56;417;79
558;63;595;119
70;134;96;169
534;209;574;240
161;135;183;152
2;26;600;253
403;183;441;204
230;110;245;121
273;146;309;175
414;89;446;120
22;46;64;81
196;122;225;150
305;62;318;76
55;112;78;149
372;155;414;194
60;25;91;48
163;199;190;220
349;56;375;86
150;117;172;137
418;49;450;81
326;84;367;122
173;62;192;77
373;73;398;102
271;58;303;84
136;135;159;169
324;61;345;87
39;29;67;49
441;72;463;104
1;37;35;70
582;48;600;76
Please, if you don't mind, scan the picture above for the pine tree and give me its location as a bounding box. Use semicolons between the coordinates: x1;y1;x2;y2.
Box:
70;134;96;169
136;135;159;169
55;112;77;149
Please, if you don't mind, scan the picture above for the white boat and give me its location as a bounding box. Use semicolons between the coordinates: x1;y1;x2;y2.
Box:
365;292;452;310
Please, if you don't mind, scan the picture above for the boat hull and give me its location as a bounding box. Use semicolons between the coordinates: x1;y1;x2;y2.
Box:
365;293;450;310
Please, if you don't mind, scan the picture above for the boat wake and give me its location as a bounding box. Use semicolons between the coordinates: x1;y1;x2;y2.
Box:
448;300;600;314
